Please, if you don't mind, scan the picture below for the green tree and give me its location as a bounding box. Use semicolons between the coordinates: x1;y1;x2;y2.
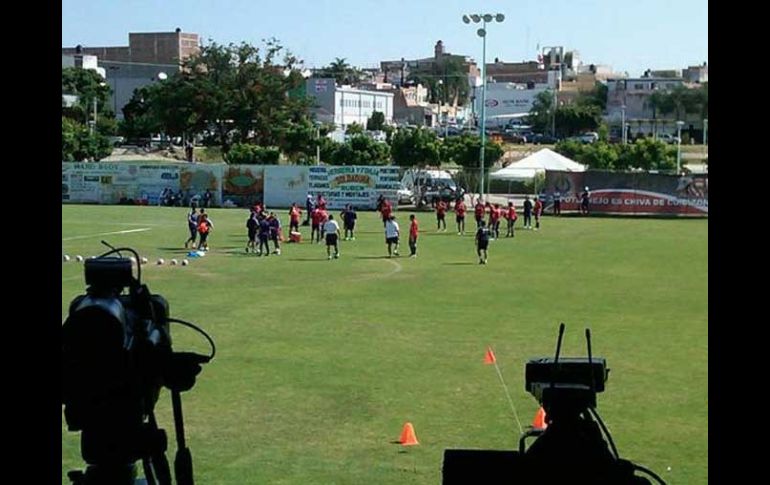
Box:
225;143;281;164
366;111;386;131
390;127;442;207
443;134;504;194
62;67;114;124
125;39;313;155
329;135;390;165
62;116;113;162
529;90;555;134
346;122;364;135
316;57;363;85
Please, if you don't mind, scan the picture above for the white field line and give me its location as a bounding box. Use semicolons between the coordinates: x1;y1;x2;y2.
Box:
62;228;152;241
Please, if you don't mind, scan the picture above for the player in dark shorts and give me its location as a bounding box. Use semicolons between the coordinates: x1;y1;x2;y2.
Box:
246;210;258;253
505;202;517;238
289;203;301;234
435;200;447;231
408;214;419;258
553;190;561;215
257;215;271;256
197;213;212;251
311;207;323;243
475;220;491;265
474;200;485;228
341;204;358;240
268;212;282;255
454;198;466;235
523;195;533;229
323;215;341;259
184;204;199;248
580;187;590;215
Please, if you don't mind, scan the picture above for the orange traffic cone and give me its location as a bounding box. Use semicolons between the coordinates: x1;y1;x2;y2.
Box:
532;407;548;430
483;346;497;365
399;422;419;446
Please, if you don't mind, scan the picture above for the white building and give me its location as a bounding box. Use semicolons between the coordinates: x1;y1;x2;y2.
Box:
62;54;106;78
474;82;551;128
307;78;394;128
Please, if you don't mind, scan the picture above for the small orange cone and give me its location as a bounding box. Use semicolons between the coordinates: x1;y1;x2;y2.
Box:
399;422;419;446
532;407;548;430
483;346;497;365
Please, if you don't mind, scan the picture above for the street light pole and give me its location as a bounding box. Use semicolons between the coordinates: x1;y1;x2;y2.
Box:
703;118;708;146
621;105;626;144
463;13;504;199
316;125;321;165
676;120;684;174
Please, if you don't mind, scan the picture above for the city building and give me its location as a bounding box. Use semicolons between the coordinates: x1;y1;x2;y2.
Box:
380;41;480;87
683;63;708;84
306;78;394;128
62;30;200;119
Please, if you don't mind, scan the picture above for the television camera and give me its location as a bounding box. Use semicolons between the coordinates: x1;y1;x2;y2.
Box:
442;323;666;484
62;242;215;485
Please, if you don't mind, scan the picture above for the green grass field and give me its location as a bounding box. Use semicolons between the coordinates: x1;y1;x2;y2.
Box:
62;205;707;484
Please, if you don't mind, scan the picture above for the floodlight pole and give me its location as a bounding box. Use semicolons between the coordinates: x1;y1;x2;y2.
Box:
479;19;488;199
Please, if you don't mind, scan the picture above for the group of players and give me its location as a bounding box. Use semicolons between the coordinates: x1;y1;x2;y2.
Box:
184;192;553;265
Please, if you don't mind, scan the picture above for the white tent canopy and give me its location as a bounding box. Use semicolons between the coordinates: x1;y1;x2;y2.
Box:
489;148;586;181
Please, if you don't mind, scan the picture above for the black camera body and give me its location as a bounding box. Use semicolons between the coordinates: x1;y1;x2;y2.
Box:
62;257;173;474
63;250;210;485
442;326;658;485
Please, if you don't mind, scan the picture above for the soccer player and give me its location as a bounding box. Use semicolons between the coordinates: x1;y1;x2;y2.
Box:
340;204;358;240
580;187;590;215
305;193;314;225
436;199;447;231
184;204;199;249
246;210;258;253
311;206;323;243
475;220;491;265
289;203;302;234
523;195;533;229
505;201;518;238
553;190;561;216
489;204;502;239
257;215;271;256
474;199;486;228
268;212;282;254
534;197;543;231
197;213;212;251
408;214;419;258
454;198;466;235
380;197;393;227
323;214;341;260
385;215;400;257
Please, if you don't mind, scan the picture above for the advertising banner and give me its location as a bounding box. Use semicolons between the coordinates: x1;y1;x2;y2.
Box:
307;165;401;209
544;170;708;216
222;165;265;207
179;164;224;206
263;165;309;208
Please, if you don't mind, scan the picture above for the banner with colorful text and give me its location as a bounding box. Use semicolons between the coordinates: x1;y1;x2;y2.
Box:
307;165;401;209
543;170;708;216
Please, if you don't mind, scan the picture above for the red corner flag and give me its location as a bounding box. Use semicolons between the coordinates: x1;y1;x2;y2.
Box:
484;346;497;365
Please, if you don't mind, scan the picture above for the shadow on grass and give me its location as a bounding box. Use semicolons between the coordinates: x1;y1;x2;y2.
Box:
444;262;476;266
288;258;329;262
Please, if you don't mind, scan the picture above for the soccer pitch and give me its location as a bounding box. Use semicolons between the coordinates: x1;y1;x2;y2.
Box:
62;205;707;484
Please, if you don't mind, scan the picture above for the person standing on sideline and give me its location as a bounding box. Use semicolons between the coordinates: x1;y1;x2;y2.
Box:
474;199;486;228
534;196;543;231
340;204;358;240
553;189;561;215
203;189;212;208
323;214;341;260
523;195;533;229
384;215;400;257
454;198;467;235
580;187;590;215
184;204;199;248
408;214;419;258
475;220;491;265
505;201;517;237
436;199;447;231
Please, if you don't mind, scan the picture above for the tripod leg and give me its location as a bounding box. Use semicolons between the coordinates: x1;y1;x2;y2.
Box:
172;390;195;485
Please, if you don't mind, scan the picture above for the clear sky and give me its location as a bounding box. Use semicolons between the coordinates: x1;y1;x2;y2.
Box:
62;0;707;77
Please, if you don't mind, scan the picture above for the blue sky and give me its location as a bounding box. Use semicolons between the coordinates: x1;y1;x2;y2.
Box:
62;0;707;77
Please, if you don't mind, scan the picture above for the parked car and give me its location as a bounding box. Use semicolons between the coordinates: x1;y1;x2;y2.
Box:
577;132;599;144
532;133;559;145
397;187;414;205
658;134;681;144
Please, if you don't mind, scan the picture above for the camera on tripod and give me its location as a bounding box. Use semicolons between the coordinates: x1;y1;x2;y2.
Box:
62;243;214;485
442;324;666;485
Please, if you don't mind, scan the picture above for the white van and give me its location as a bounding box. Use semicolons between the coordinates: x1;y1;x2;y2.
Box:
401;169;457;192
